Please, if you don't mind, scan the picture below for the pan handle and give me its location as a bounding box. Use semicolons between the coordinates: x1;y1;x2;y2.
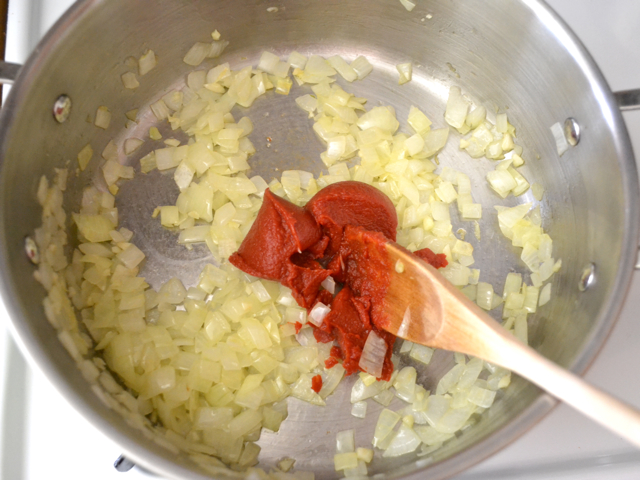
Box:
615;90;640;111
0;61;21;85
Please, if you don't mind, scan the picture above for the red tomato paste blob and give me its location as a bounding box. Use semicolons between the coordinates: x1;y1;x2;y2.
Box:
311;374;323;393
231;181;446;381
415;247;448;269
324;357;339;369
229;189;329;308
306;181;398;256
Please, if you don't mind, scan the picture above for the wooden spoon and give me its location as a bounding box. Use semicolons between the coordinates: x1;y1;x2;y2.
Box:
381;241;640;448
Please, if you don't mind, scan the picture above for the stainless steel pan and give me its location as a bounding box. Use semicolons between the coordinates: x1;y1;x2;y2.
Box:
1;0;640;479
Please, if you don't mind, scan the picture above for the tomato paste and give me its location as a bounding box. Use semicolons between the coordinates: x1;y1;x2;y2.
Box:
230;181;447;381
311;374;323;393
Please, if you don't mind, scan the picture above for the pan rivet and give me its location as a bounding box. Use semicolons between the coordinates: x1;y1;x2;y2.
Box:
114;455;135;472
53;94;71;123
24;236;39;264
579;263;595;292
564;118;580;147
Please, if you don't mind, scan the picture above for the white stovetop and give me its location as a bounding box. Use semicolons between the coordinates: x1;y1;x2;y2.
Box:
1;1;640;479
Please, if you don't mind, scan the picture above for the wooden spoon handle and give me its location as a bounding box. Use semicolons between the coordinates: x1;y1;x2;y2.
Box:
432;271;640;449
382;243;640;448
433;269;640;449
489;332;640;448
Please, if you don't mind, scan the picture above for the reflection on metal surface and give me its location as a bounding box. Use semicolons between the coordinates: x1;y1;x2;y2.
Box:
579;263;596;292
24;236;39;264
1;339;29;480
0;61;20;84
564;117;580;146
52;94;71;123
615;90;640;112
456;450;640;479
114;455;136;472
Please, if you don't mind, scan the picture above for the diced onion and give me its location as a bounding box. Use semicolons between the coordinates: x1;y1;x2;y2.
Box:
444;86;470;129
328;55;358;82
350;377;388;403
309;302;330;326
373;389;394;407
77;144;93;171
184;42;211;66
359;331;387;378
409;344;433;365
288;51;308;69
382;424;421;457
393;366;417;402
336;429;355;453
124;138;144;155
295;94;318;115
350;56;373;80
396;62;412;85
539;283;552;306
305;55;337;77
551;121;569;156
94;106;111;129
138;49;157;76
399;0;416;11
356;448;373;463
351;401;367;418
334;452;358;471
372;409;401;448
532;182;545;201
121;72;139;89
408;106;431;134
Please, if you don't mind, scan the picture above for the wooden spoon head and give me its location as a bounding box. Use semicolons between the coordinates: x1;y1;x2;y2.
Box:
380;242;446;346
381;242;511;363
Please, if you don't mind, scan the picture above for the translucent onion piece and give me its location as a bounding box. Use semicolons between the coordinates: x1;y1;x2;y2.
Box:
382;424;421;457
434;404;475;434
318;364;345;398
356;448;374;463
551;121;569;156
350;56;373;80
309;302;331;327
334;452;358;471
124;138;144;155
396;62;412;85
121;72;139;89
444;86;470;129
539;283;552;306
400;340;413;354
94;106;111;129
288;51;308;69
351;401;367;418
372;409;401;448
336;429;356;453
399;0;416;11
328;55;358;82
394;366;417;402
359;331;387;378
138;49;156;76
407;106;431;134
77;144;93;171
409;344;433;365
